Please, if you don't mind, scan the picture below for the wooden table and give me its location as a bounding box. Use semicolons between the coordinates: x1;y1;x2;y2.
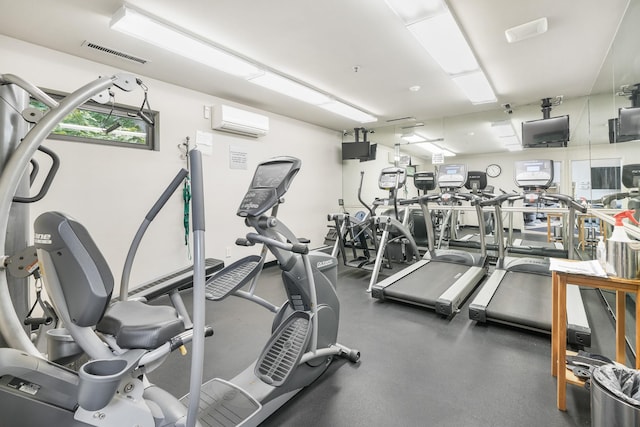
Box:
551;271;640;411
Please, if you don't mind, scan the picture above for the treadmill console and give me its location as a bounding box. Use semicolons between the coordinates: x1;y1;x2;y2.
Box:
514;159;553;189
414;172;436;192
379;167;406;191
622;164;640;189
437;164;467;189
464;171;487;193
237;156;302;217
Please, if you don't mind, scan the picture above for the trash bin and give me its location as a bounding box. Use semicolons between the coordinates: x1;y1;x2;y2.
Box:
591;364;640;427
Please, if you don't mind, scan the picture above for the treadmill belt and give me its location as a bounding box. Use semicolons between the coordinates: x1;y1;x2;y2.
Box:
384;262;470;307
486;271;550;332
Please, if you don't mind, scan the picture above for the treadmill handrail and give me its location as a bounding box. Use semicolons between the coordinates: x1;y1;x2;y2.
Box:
601;191;631;206
540;193;587;214
478;193;513;207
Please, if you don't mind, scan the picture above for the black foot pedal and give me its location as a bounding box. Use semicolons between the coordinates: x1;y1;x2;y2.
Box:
180;378;261;427
255;311;312;386
205;255;262;301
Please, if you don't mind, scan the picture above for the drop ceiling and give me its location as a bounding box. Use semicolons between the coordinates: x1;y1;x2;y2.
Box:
0;0;633;157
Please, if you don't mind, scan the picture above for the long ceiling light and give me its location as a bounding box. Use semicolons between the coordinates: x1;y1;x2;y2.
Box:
491;120;521;151
415;142;456;157
385;0;497;104
247;71;332;105
110;6;376;123
319;101;377;123
110;6;262;78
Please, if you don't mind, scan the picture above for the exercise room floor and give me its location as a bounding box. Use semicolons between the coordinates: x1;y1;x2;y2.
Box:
149;258;620;427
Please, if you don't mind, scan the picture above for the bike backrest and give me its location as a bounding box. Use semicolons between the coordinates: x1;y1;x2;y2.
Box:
34;211;113;327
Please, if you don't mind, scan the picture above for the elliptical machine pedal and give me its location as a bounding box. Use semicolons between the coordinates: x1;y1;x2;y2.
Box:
255;311;312;386
205;255;262;301
180;378;261;427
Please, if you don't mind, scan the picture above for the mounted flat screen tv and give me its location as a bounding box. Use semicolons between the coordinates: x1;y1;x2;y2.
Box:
341;142;370;160
521;115;569;148
618;107;640;140
359;143;377;162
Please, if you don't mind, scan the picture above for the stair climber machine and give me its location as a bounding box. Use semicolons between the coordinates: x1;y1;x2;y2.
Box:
328;171;379;270
202;156;360;426
371;164;488;317
329;167;419;275
468;159;591;346
365;167;420;292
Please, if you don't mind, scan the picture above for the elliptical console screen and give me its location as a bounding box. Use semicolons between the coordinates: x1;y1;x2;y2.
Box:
622;164;640;189
514;159;553;188
237;157;302;217
437;164;467;189
414;172;436;192
379;167;406;190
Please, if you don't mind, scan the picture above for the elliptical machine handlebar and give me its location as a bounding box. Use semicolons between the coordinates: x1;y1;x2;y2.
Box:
357;171;376;219
245;232;309;254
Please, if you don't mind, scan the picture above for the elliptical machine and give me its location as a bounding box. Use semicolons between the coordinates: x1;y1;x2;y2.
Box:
202;156;360;425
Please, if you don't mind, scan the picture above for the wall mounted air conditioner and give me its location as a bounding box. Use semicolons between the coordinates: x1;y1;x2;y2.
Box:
211;104;269;138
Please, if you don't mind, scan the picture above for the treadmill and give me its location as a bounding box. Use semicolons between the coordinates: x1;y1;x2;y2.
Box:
449;171;500;257
504;162;568;258
371;164;487;317
468;159;591;346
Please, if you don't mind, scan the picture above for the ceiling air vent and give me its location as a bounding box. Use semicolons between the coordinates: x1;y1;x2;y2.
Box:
82;41;149;65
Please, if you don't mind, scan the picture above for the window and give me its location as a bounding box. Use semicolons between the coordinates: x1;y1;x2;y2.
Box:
30;90;158;150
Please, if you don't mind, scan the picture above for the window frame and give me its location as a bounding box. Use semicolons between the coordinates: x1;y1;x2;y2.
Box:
31;89;159;151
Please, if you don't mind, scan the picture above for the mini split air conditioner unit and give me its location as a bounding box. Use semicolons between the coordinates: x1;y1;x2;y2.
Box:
211;104;269;138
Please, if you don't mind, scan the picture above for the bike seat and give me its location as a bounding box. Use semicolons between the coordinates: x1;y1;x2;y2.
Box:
97;300;185;350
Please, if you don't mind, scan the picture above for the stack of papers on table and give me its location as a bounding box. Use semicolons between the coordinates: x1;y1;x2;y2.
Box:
549;259;608;278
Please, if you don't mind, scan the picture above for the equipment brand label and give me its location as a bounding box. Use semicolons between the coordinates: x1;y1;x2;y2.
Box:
317;260;334;269
34;233;52;245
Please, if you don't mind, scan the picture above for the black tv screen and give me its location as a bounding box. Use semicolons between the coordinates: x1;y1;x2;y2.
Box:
590;166;621;190
521;115;569;148
359;143;377;162
618;107;640;140
341;142;370;160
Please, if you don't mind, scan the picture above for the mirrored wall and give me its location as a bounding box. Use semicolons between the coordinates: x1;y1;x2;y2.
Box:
342;0;640;215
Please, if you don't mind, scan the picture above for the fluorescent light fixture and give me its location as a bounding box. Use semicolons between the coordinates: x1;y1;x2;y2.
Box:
501;135;520;145
110;6;262;78
111;6;376;123
491;120;521;149
385;0;497;105
248;71;332;105
408;12;478;75
491;120;516;138
451;71;497;104
415;142;455;156
401;133;427;143
319;101;377;123
505;17;548;43
384;0;447;25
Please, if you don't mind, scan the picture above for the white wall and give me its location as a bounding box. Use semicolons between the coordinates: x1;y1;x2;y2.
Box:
1;35;343;294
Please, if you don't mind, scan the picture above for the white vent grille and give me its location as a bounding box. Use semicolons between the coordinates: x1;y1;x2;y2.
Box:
82;41;149;65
